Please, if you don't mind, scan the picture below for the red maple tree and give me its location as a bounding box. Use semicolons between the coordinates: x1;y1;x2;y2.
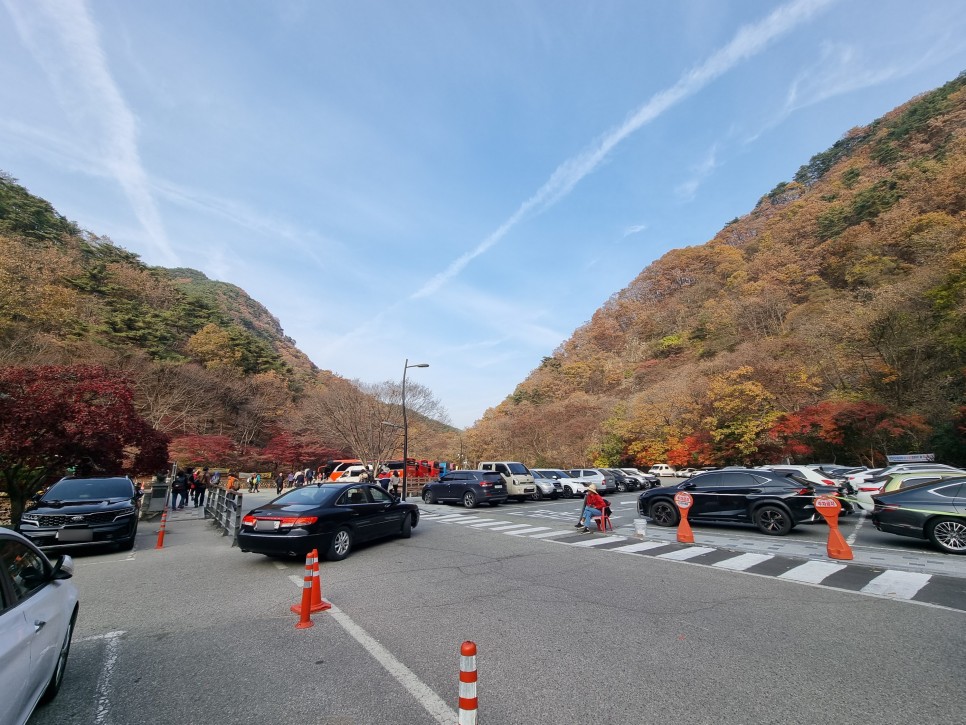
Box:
0;365;169;525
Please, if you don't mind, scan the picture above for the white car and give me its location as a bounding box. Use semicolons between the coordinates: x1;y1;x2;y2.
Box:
534;469;588;498
0;528;79;725
761;465;841;487
853;467;966;511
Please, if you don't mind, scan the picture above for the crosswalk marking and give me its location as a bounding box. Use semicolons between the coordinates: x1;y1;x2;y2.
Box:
861;570;932;599
527;530;573;539
571;535;627;548
778;560;847;584
713;553;774;571
657;546;716;561
612;541;669;553
415;509;960;610
487;523;538;532
505;526;552;536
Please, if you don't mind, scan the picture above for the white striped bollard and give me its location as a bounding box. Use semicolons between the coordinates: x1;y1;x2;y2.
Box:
459;640;478;725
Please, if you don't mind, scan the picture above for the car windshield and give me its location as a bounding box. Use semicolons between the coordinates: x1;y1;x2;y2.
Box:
275;486;340;506
544;470;569;478
43;478;133;500
506;463;529;474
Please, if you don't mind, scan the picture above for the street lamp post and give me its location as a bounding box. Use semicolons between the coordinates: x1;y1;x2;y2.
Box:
401;358;429;501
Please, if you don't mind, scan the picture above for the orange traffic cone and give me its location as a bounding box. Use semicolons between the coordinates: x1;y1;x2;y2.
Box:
291;550;331;614
294;561;314;629
815;495;853;560
155;509;168;549
674;492;695;544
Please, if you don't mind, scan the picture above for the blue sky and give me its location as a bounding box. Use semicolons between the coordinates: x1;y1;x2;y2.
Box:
2;1;966;428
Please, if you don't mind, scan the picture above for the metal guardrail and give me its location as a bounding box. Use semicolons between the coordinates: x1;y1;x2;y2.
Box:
204;487;243;546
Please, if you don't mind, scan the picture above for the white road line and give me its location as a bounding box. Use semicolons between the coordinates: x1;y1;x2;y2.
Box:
487;523;539;531
656;546;716;561
430;515;473;522
778;560;847;584
505;526;551;536
618;501;636;506
93;631;124;725
288;574;303;587
571;535;627;548
713;553;774;571
861;570;932;599
449;517;490;524
528;530;573;539
328;604;457;725
612;541;669;553
846;510;867;545
469;521;507;528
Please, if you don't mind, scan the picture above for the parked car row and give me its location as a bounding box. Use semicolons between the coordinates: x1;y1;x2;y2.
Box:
637;468;852;536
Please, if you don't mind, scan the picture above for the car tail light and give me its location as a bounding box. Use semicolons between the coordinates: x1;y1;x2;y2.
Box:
859;485;882;492
279;516;318;527
479;481;491;487
878;504;901;512
820;478;836;486
242;514;256;526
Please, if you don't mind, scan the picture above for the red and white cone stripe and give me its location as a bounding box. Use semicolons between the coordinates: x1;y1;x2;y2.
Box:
458;641;478;725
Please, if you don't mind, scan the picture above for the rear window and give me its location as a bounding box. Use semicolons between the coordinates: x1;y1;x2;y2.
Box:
276;486;339;506
482;473;503;483
43;478;134;500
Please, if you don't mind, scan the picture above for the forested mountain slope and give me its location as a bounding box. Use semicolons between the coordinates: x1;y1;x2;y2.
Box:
466;73;966;468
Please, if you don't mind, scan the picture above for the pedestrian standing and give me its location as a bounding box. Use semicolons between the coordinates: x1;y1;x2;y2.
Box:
253;471;261;492
195;467;210;508
295;470;305;488
227;471;238;493
171;469;187;510
275;471;284;494
287;471;295;488
305;468;315;485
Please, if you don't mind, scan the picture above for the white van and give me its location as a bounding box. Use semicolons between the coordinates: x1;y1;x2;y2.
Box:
649;464;677;477
478;462;536;502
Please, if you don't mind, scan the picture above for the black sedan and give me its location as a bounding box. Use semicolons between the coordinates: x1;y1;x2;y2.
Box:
637;468;821;536
238;482;419;560
421;470;508;508
17;477;141;551
871;477;966;554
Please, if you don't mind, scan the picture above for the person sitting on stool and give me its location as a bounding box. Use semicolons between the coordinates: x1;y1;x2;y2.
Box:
576;484;606;532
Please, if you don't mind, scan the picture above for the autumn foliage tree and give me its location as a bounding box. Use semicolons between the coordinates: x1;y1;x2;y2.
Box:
0;365;169;525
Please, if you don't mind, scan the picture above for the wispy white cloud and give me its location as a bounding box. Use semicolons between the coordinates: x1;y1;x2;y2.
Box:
409;0;835;300
3;0;178;265
675;144;719;201
622;223;648;237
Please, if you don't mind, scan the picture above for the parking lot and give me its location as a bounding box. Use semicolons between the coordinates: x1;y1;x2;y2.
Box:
25;485;966;725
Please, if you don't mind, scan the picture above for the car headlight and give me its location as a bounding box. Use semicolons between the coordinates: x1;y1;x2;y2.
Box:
21;512;39;522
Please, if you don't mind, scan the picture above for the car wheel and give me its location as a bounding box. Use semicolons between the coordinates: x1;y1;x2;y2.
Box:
531;487;543;501
41;609;76;703
616;481;627;493
327;527;353;561
649;500;678;527
422;489;436;505
563;486;573;499
926;517;966;554
463;491;477;509
399;513;413;539
754;505;793;536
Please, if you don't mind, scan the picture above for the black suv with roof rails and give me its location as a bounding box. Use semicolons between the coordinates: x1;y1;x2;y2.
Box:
637;468;826;536
17;476;142;551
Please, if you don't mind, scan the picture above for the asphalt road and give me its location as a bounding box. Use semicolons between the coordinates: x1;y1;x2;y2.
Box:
27;490;966;725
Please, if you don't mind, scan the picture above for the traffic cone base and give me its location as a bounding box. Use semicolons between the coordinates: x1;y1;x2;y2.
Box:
676;517;695;544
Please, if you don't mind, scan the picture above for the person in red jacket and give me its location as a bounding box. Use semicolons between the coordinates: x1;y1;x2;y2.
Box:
576;484;607;532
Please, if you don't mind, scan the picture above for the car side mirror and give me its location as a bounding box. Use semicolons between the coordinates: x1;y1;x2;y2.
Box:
51;555;75;580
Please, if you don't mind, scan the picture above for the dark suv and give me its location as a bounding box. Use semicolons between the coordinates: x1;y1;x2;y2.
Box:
636;468;822;536
17;477;142;550
421;471;509;508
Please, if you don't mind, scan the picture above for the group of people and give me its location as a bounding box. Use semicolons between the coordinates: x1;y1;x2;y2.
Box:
170;467;212;509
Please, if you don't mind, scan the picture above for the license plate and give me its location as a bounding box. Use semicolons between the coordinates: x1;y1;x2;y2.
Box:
494;485;504;490
255;520;280;532
57;528;93;542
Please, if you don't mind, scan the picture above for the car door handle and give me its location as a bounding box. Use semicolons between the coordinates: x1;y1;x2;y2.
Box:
34;620;47;633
